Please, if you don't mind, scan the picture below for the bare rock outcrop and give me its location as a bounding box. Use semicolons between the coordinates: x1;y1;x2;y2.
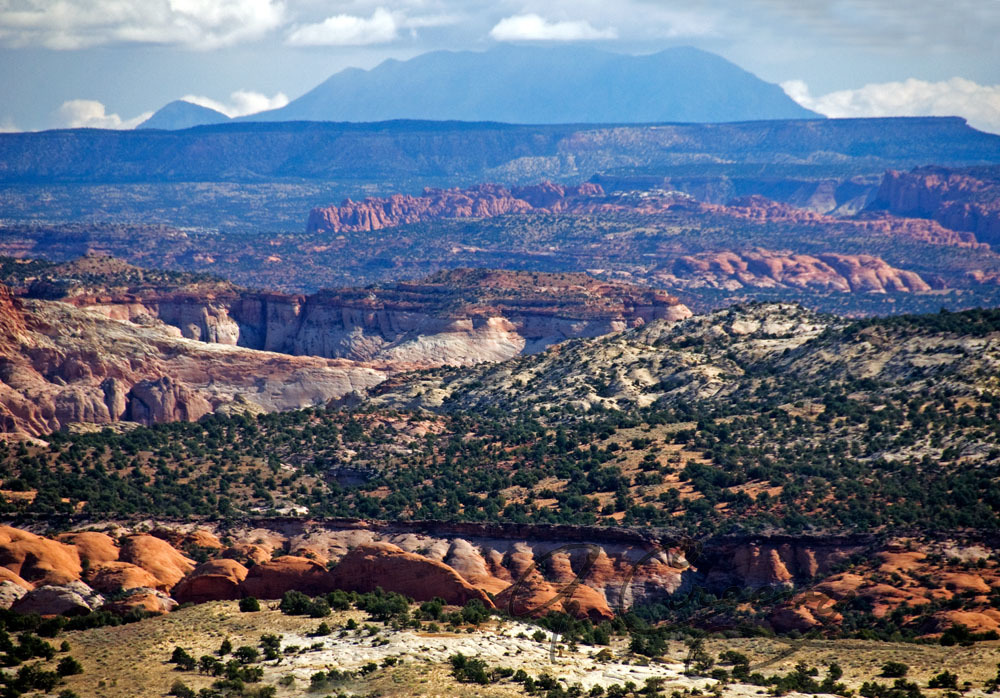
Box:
59;531;120;567
870;167;1000;245
240;556;333;599
667;249;931;293
173;559;249;603
12;580;103;616
87;561;163;593
104;587;178;615
0;581;27;609
118;535;194;590
0;525;82;585
327;542;493;607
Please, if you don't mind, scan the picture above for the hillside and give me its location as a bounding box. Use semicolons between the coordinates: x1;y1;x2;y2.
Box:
250;45;819;124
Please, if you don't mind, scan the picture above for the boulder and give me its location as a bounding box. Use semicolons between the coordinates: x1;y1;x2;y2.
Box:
173;559;249;603
118;535;195;590
240;556;334;599
328;542;493;607
12;581;104;616
0;525;82;585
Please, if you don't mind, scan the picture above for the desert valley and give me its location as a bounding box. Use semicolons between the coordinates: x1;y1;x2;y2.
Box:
0;33;999;698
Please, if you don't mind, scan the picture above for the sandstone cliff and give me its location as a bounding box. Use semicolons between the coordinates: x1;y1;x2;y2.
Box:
0;285;388;438
870;167;1000;246
70;269;692;365
306;182;604;234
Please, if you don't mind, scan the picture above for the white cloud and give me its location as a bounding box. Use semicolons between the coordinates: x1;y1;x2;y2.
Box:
0;117;19;133
286;7;397;46
0;0;286;49
782;77;1000;135
180;90;289;117
489;13;617;41
55;99;152;129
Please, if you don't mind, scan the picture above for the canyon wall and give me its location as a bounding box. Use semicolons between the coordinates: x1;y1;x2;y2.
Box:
870;167;1000;246
74;270;692;366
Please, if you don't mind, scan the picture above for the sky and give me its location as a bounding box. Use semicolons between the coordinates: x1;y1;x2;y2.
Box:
0;0;998;133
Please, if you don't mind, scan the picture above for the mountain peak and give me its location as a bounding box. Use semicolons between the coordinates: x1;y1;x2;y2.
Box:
137;100;230;131
243;45;820;125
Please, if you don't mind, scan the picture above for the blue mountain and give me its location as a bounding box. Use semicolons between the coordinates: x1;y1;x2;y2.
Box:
246;45;820;124
138;100;230;130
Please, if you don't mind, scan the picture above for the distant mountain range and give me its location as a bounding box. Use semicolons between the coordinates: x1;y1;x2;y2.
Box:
137;45;819;129
2;117;997;185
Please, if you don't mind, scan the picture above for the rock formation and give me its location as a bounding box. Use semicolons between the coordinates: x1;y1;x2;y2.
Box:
0;525;82;585
306;183;603;234
870;167;1000;245
11;581;103;616
118;535;195;590
327;542;493;607
666;249;932;293
173;559;249;603
240;556;333;599
0;284;389;438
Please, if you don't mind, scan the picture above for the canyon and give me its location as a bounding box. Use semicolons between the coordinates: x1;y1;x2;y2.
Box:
0;261;691;438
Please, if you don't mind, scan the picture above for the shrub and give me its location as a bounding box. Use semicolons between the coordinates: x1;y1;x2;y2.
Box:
239;597;261;613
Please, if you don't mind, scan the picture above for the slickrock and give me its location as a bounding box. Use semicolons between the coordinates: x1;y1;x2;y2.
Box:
240;556;334;599
118;535;194;590
327;542;493;607
0;525;82;585
668;249;931;293
103;587;178;615
86;561;164;593
173;559;249;603
59;531;120;566
0;581;27;609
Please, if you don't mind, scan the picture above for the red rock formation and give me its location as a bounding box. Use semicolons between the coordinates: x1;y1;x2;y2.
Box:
151;529;224;553
0;526;82;585
668;248;931;293
0;566;33;590
118;535;194;590
871;168;1000;245
240;555;334;599
173;559;249;603
87;561;163;593
59;531;120;567
327;542;493;607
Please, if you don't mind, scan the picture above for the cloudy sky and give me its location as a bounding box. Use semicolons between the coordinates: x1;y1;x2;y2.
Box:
0;0;998;132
